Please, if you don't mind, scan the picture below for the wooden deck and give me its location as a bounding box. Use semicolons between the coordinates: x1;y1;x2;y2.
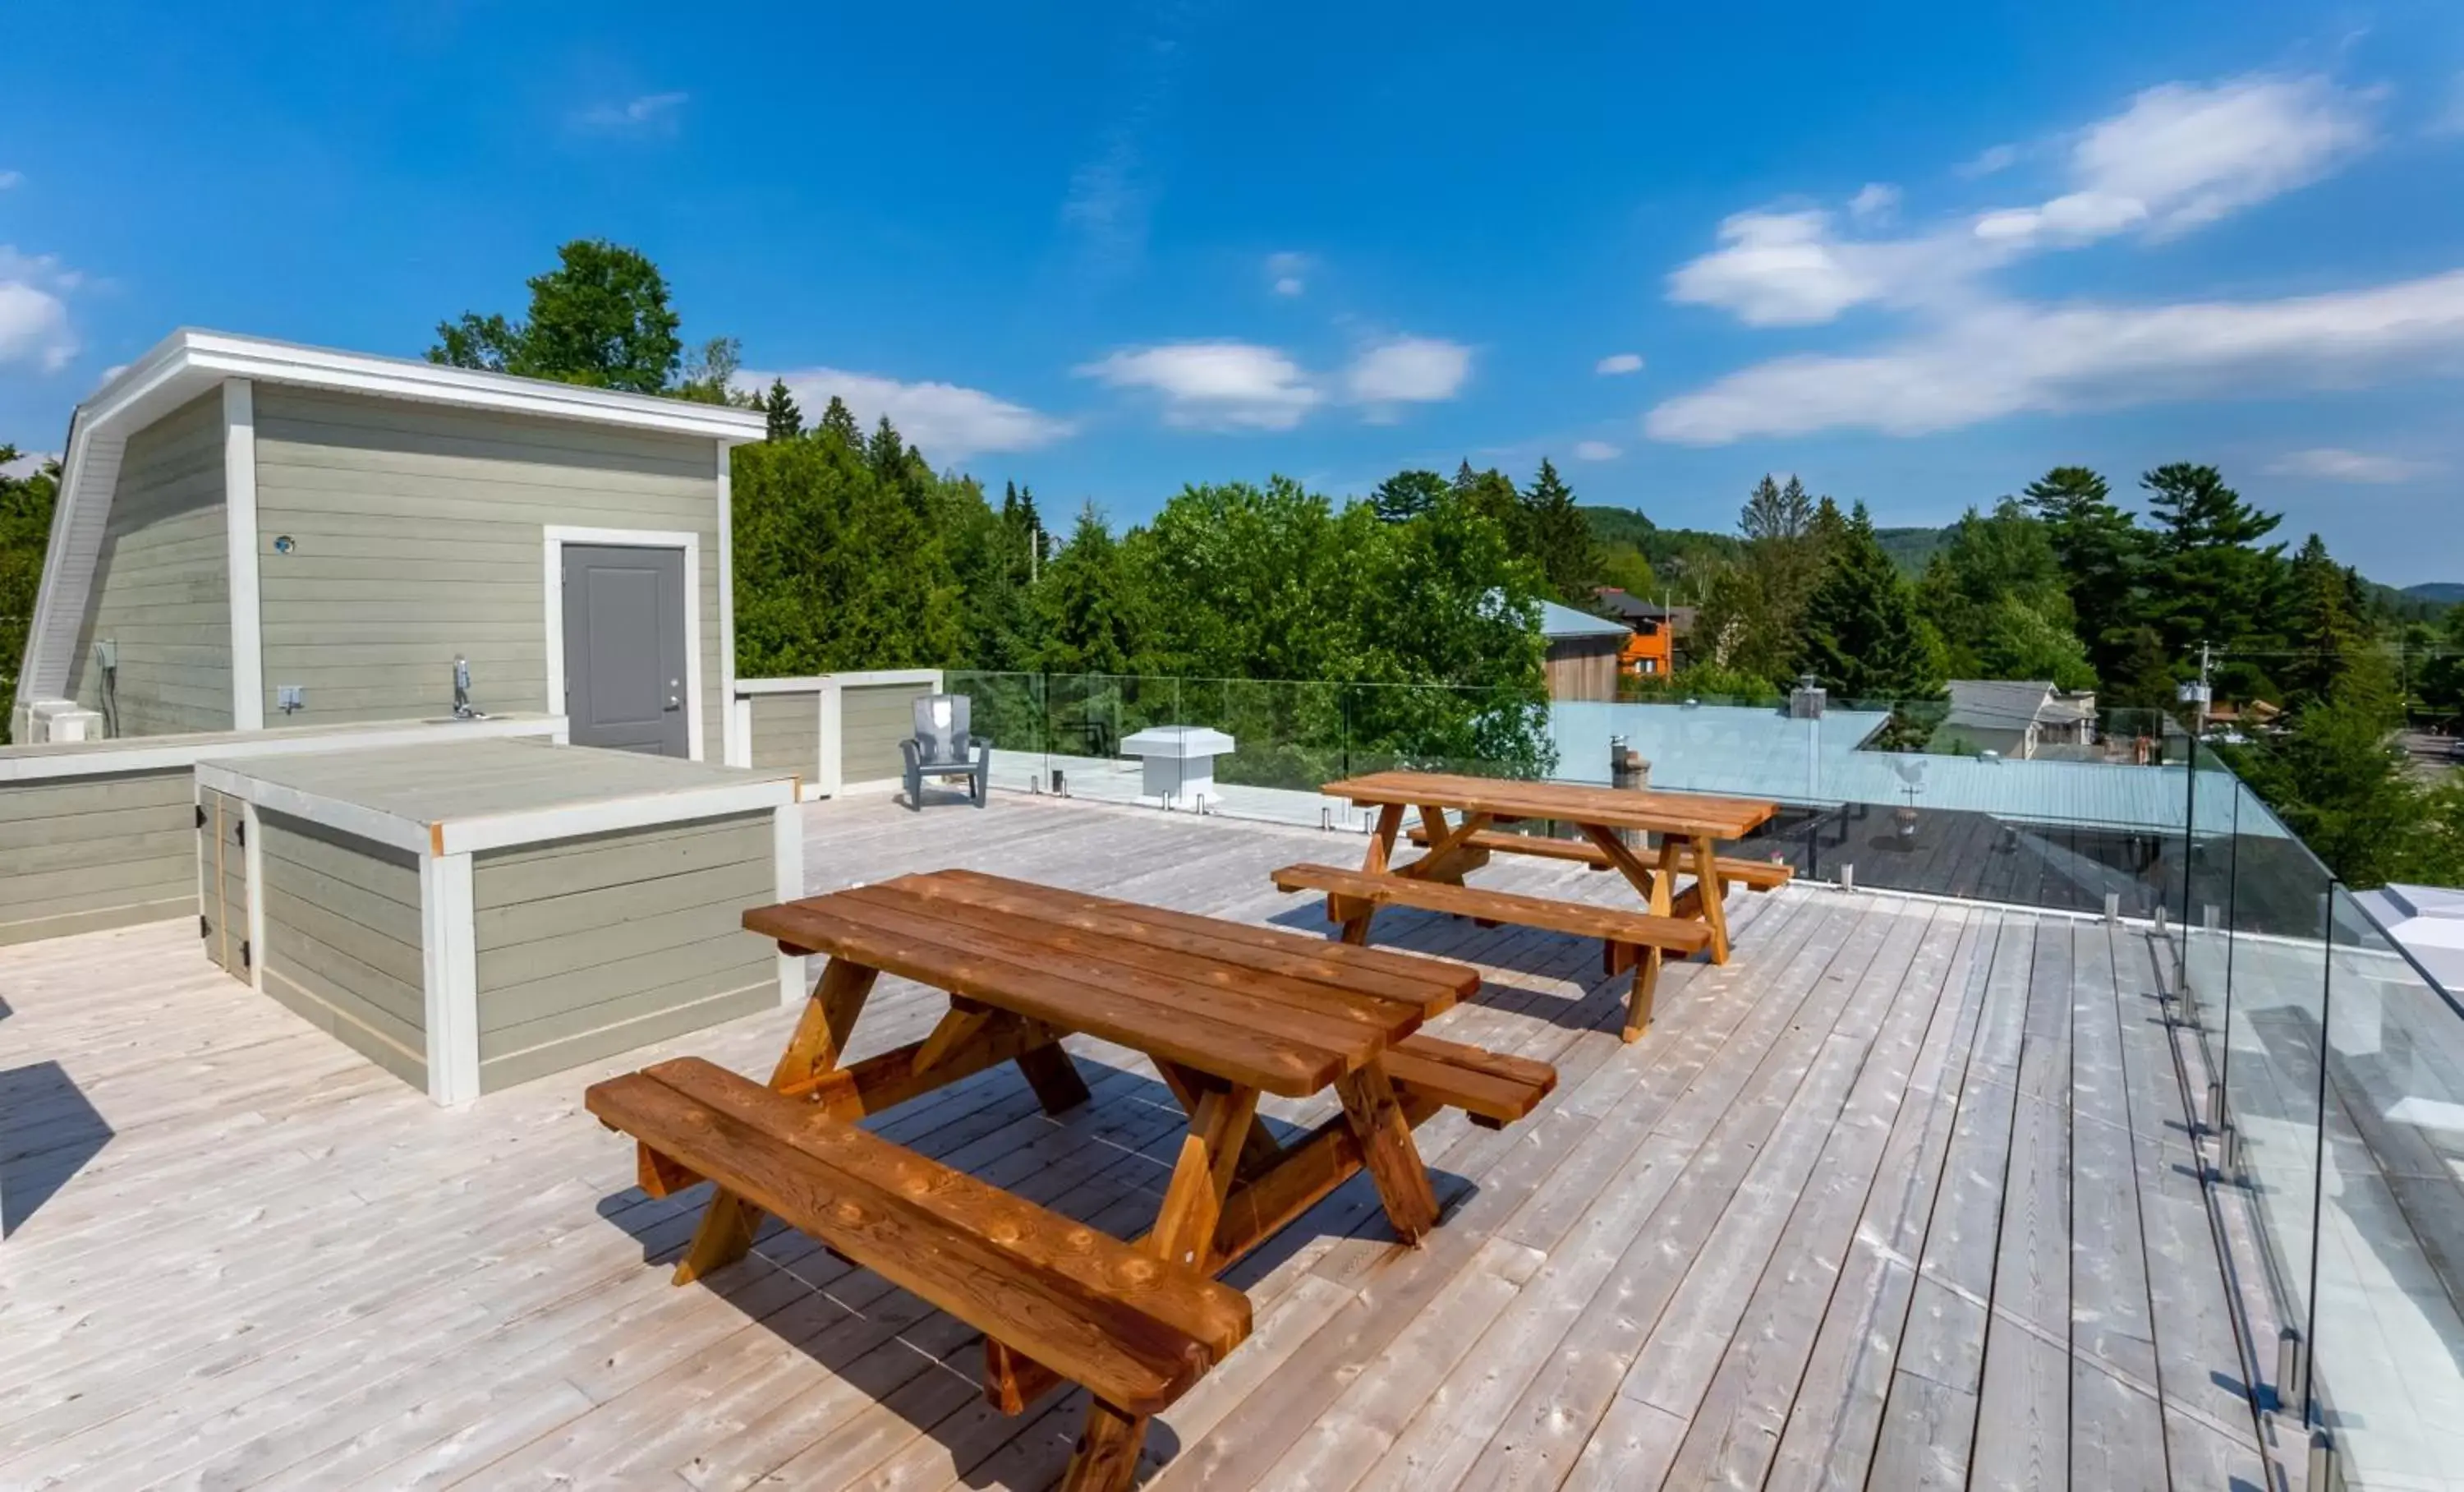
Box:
0;793;2281;1490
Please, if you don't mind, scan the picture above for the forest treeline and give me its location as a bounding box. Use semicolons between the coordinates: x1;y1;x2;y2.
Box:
6;238;2461;885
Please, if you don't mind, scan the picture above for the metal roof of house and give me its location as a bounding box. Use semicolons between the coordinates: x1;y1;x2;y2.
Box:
1943;679;2097;733
1538;600;1633;640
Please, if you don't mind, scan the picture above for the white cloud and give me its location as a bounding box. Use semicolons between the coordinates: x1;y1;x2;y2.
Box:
1595;352;1644;375
1078;341;1322;430
1266;251;1309;297
756;367;1074;461
1667;74;2377;326
571;91;689;134
2265;448;2433;483
0;170;21;191
1983;75;2374;246
1344;336;1473;408
0;447;54;478
1848;182;1901;222
1645;268;2464;444
0;247;77;372
1573;440;1622;461
1958;143;2020;178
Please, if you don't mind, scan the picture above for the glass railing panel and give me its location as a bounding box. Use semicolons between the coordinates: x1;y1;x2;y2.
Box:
2312;886;2464;1489
2180;740;2240;1074
2214;776;2333;1379
946;669;1049;795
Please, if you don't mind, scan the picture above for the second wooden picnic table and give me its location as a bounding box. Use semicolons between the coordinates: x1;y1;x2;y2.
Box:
1275;770;1784;1043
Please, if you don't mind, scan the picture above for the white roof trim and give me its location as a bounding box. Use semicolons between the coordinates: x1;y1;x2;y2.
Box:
12;328;765;712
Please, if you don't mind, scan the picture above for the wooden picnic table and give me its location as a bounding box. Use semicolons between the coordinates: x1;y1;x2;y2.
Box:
1277;771;1783;1044
587;868;1554;1491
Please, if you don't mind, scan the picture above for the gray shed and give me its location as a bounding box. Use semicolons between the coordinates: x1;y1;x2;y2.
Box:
11;329;765;761
195;737;803;1105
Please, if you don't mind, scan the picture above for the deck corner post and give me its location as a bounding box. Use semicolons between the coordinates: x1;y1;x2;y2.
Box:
419;849;481;1107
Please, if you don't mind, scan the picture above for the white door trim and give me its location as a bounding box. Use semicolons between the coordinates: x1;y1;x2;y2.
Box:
542;526;704;762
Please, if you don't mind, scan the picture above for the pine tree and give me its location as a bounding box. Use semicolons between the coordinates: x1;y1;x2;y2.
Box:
2022;465;2144;676
1450;463;1528;552
2283;533;2365;707
816;395;862;449
761;379;802;441
1521;458;1598;603
1795;503;1938;702
2140;463;2286;665
1371;469;1447;524
1037;506;1143;675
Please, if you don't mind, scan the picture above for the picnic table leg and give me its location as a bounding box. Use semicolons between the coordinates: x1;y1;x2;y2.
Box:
1336;1061;1439;1243
1014;1032;1094;1114
1578;824;1676;1043
1690;834;1734;964
1051;1080;1258;1490
677;956;877;1287
1335;804;1405;942
1064;1402;1152;1492
1156;1061;1282;1188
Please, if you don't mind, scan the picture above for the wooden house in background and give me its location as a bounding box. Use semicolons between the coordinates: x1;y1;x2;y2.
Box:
1538;600;1631;702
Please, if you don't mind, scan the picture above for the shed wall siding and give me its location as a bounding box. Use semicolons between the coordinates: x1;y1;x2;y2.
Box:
66;392;232;735
0;767;196;944
256;809;429;1089
842;681;933;785
747;692;821;777
250;387;722;756
470;811;774;1092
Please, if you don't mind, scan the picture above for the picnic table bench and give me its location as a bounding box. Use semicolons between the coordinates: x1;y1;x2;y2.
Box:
585;868;1553;1492
1275;770;1783;1043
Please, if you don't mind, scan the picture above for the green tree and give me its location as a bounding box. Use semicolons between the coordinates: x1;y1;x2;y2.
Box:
2282;533;2368;707
1593;542;1657;603
1371;469;1447;524
1451;462;1528;553
1037;506;1147;675
2230;652;2429;888
1696;473;1827;686
2022;465;2145;676
1;446;62;739
729;434;960;676
674;336;755;406
429;239;685;394
1520;458;1599;605
1795;503;1940;702
761;379;803;441
1919;500;2095;688
2140;463;2286;667
816;395;862;449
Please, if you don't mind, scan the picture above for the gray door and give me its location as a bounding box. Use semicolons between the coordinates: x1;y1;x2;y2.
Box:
562;543;689;758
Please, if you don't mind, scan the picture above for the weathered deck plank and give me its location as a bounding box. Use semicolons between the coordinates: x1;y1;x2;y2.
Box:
0;793;2275;1491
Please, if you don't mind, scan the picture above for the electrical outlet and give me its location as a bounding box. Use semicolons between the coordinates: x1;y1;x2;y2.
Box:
276;684;306;713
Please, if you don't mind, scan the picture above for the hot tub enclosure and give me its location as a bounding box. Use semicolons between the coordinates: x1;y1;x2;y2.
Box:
195;738;803;1105
11;329;765;762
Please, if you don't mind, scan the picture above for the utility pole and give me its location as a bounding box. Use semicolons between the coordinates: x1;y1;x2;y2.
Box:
1028;522;1041;586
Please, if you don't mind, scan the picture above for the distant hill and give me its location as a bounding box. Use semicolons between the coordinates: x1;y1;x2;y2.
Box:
1873;527;1946;577
1582;504;2454;617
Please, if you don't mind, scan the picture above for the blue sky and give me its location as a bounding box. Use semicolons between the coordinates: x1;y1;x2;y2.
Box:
6;1;2464;583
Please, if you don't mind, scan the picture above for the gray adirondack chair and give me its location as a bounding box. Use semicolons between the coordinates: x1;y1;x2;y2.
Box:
900;693;990;809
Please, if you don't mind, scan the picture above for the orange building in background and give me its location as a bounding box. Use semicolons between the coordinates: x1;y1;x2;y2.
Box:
1592;588;1689;677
